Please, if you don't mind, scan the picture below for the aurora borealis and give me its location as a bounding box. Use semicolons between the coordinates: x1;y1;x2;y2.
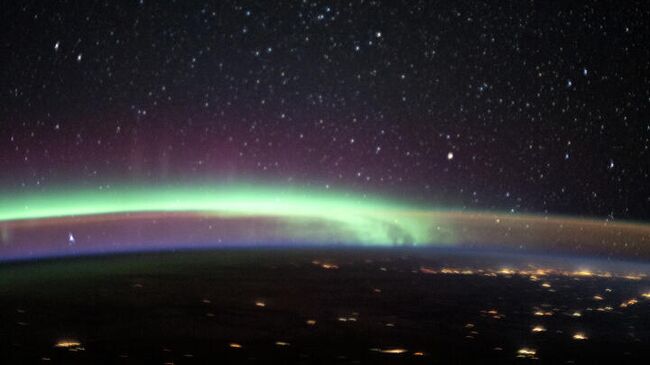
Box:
1;2;649;261
1;184;649;261
0;184;438;248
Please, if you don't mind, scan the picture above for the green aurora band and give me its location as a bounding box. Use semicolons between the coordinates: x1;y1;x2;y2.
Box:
2;184;650;260
0;185;450;246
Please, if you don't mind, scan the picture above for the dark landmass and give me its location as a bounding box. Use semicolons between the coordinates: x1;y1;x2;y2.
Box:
1;248;649;364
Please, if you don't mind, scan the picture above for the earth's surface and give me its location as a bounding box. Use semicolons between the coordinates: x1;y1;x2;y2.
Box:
1;247;649;364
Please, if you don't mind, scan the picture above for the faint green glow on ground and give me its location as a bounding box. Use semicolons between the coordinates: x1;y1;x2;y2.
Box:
0;185;453;246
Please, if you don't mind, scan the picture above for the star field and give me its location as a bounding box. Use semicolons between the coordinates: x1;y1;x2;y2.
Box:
1;1;649;220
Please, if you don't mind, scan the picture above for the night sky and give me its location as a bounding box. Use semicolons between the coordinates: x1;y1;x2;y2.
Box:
2;1;649;221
